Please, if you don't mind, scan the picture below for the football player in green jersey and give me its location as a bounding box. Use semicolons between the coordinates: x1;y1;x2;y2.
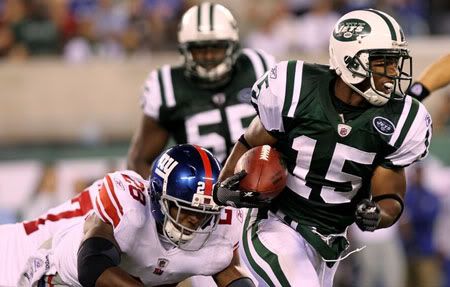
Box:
213;9;433;287
127;2;275;177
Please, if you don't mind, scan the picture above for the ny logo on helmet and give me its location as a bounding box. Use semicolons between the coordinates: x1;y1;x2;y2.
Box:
155;154;178;179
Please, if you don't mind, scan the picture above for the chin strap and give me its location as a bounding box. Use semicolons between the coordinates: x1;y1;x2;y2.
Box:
238;134;252;150
164;219;193;244
344;78;391;106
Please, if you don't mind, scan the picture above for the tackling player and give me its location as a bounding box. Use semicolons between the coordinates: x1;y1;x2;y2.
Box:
1;145;254;287
213;9;432;287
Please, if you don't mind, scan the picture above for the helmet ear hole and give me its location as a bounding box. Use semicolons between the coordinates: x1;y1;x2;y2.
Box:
344;56;360;70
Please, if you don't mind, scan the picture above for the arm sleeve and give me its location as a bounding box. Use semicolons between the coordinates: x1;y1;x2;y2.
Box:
140;70;163;120
250;61;291;134
93;170;149;252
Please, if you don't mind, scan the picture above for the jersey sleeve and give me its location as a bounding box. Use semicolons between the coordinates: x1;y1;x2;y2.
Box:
383;98;432;168
93;170;149;252
251;60;302;135
140;69;163;120
242;48;276;79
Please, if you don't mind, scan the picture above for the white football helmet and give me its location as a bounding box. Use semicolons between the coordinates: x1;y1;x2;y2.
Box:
329;9;412;106
178;2;239;87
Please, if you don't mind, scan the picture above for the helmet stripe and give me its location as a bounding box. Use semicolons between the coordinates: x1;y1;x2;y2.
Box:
199;2;211;32
210;3;215;31
196;5;201;31
366;9;397;41
194;145;214;196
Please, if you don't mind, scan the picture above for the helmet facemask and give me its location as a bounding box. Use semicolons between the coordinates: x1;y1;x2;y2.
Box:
345;49;412;106
160;194;221;251
180;39;239;88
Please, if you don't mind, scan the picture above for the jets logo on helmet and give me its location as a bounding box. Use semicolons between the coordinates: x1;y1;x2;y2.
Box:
178;2;239;88
333;19;371;41
329;9;412;106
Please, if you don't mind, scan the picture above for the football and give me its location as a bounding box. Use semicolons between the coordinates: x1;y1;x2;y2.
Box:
234;145;288;200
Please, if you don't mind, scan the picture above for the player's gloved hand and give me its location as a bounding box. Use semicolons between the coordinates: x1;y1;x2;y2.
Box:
355;199;381;232
213;171;271;208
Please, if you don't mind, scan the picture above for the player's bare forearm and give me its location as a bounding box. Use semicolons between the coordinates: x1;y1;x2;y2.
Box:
371;166;406;228
220;142;250;181
220;117;277;181
96;267;144;287
418;53;450;92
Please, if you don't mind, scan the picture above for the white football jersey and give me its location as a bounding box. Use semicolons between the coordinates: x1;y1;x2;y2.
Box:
47;170;242;286
0;181;99;287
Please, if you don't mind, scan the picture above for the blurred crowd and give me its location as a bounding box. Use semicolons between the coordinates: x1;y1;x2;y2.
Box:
0;0;448;61
331;161;450;287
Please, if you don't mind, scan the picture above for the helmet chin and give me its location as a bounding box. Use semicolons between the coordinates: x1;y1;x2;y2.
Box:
194;62;231;82
344;76;392;106
164;219;194;244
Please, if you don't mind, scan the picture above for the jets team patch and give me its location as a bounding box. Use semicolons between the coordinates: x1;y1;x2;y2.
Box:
373;116;395;135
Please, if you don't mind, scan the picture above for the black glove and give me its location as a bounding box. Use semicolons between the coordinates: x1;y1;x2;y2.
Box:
355;199;381;232
213;171;272;208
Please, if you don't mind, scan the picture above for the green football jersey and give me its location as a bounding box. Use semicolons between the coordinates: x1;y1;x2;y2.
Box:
251;60;432;234
141;48;275;162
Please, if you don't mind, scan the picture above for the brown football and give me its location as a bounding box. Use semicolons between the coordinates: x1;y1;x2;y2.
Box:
234;145;288;200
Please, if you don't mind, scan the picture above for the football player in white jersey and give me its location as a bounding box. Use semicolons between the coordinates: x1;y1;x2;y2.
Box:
0;182;97;286
1;144;254;287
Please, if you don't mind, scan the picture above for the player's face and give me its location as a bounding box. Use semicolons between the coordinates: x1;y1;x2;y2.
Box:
370;56;400;93
169;206;210;234
189;42;227;70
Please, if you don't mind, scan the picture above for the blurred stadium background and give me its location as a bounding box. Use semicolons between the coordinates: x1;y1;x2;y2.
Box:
0;0;449;286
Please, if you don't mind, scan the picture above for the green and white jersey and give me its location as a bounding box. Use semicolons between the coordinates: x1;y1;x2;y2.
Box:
251;60;432;234
141;48;275;162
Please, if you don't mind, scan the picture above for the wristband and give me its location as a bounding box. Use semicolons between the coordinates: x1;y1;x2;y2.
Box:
238;134;252;150
407;82;430;101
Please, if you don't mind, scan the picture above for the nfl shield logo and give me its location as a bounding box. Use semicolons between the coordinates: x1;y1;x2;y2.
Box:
337;124;352;137
153;258;169;275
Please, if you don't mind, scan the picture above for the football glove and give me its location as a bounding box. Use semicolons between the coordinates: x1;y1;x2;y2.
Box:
213;171;272;208
355;199;381;232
